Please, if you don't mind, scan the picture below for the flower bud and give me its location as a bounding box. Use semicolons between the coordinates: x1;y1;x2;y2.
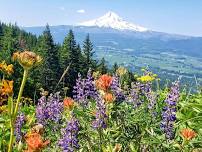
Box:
13;51;42;70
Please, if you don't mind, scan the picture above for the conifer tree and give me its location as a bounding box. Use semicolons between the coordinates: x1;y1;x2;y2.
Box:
77;44;85;75
83;34;96;74
97;57;108;74
0;25;16;62
111;62;119;74
36;24;59;92
60;30;80;94
0;22;3;50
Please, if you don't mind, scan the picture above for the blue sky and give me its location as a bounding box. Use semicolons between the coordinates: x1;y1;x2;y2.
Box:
0;0;202;36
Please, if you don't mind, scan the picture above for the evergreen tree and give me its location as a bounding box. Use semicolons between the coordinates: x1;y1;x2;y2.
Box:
0;22;3;50
111;62;119;74
59;30;80;95
36;24;60;92
0;22;39;98
77;44;85;74
97;57;108;74
59;35;70;71
83;34;96;74
0;25;17;62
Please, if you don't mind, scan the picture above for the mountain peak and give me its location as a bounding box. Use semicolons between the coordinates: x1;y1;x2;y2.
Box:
78;11;148;32
103;11;121;19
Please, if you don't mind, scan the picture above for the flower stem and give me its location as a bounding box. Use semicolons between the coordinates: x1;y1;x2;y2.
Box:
98;128;102;152
8;69;29;152
8;119;14;152
13;69;29;118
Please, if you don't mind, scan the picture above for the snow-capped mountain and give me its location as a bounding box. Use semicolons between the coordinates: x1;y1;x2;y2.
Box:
23;14;202;82
78;11;148;32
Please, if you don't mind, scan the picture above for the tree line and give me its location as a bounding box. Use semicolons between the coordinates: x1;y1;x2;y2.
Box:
0;22;123;98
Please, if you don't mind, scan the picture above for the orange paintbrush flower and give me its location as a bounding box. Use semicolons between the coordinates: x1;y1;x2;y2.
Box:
25;132;49;152
63;97;74;109
96;74;113;91
180;128;196;140
103;93;114;103
1;80;13;96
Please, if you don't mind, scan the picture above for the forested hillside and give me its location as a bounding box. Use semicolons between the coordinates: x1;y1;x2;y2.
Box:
0;22;122;98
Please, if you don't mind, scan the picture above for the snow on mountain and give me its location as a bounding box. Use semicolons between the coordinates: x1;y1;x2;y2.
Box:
78;11;148;32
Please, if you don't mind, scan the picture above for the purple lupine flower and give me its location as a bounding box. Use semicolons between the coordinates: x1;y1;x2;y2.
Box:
14;113;25;142
143;82;157;109
36;96;46;125
111;76;125;102
58;118;80;152
92;95;108;129
73;73;85;105
36;92;63;126
160;80;180;140
127;82;143;108
141;82;152;94
73;69;98;106
147;91;157;110
85;69;98;98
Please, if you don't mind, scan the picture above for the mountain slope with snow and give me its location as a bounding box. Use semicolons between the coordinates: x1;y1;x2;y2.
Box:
78;11;148;32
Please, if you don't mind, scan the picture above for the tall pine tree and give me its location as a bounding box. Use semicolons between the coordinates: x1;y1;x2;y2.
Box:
0;22;3;51
83;34;96;74
36;24;60;92
0;25;17;62
60;30;80;95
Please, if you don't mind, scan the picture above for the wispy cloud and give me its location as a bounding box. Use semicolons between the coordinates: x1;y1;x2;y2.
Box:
59;7;65;11
77;9;85;13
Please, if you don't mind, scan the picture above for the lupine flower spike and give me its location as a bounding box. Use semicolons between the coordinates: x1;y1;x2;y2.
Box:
36;93;63;126
160;80;180;140
73;69;98;106
92;95;108;129
14;113;25;142
58;117;80;152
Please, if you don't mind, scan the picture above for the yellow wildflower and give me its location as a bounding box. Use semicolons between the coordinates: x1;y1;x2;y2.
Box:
137;75;155;82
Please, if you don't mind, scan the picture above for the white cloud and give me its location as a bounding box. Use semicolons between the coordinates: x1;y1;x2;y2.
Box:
77;9;85;13
59;7;65;11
